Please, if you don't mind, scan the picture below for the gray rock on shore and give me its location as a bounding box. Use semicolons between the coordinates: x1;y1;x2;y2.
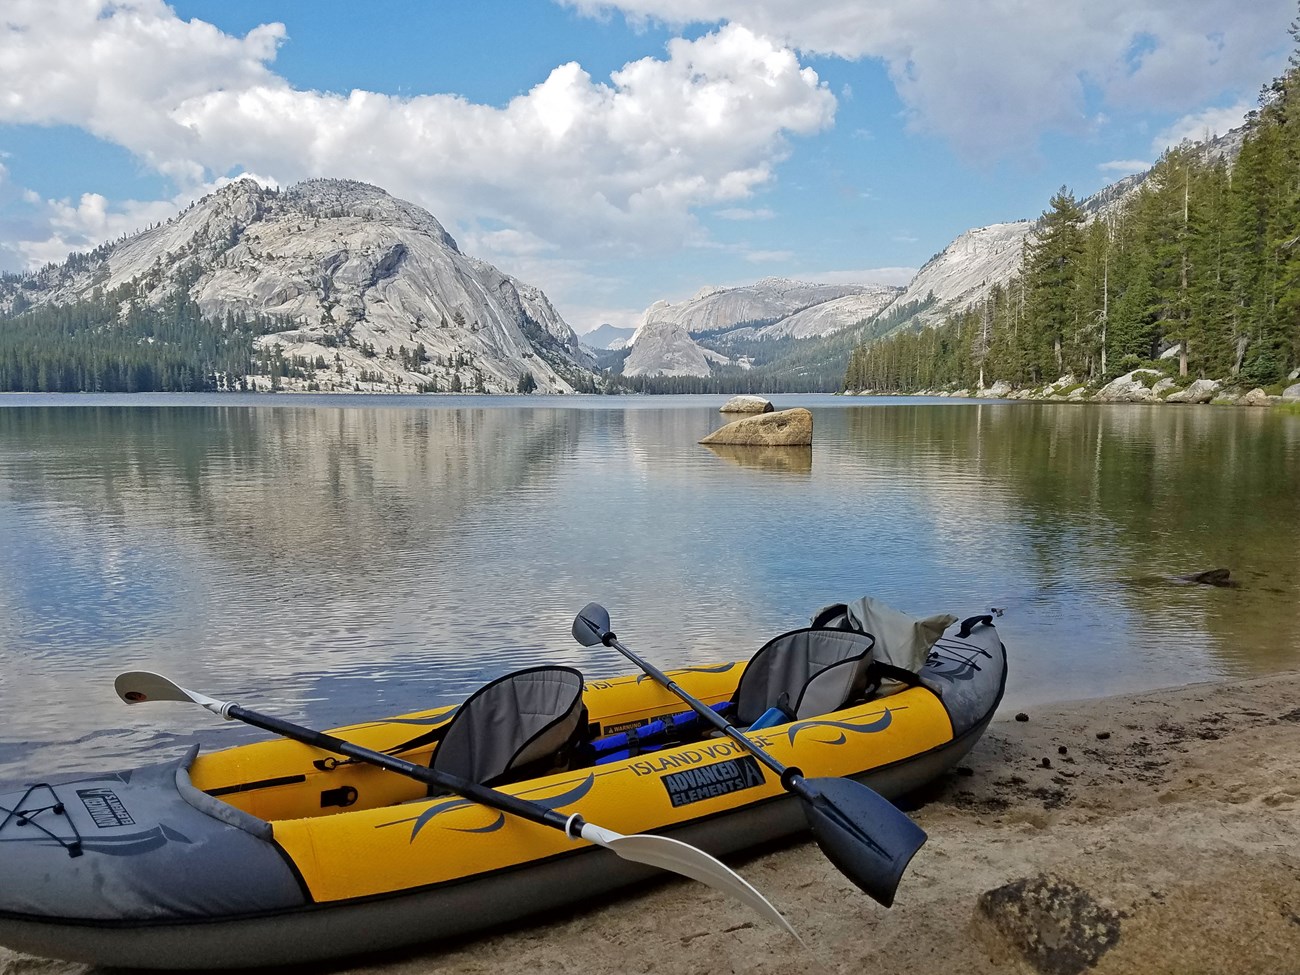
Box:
1284;382;1300;401
976;380;1013;398
1165;378;1221;404
1096;369;1164;403
699;407;813;446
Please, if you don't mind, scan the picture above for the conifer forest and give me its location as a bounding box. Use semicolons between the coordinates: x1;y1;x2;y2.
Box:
844;30;1300;396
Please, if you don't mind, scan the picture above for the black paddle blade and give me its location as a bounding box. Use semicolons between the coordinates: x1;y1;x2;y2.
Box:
572;602;612;647
798;777;926;908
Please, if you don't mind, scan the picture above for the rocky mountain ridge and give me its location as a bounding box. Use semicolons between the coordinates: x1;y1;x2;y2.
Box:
4;178;593;393
636;277;887;337
580;323;637;350
617;130;1249;381
622;278;901;378
868;125;1251;335
623;320;731;378
874;221;1032;330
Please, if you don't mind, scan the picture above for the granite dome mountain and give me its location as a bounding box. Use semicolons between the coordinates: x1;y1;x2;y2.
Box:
619;278;900;381
2;178;594;393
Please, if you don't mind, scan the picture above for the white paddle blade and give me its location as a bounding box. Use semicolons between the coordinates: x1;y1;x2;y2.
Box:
581;824;800;941
114;671;230;717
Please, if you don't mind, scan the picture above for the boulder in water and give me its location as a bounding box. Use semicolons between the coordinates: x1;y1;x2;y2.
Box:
700;407;812;447
719;395;774;414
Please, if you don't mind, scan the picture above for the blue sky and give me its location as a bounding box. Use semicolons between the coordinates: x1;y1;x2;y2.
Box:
0;1;1292;332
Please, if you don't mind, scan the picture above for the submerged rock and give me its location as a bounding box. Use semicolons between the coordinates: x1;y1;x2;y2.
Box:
1131;568;1239;589
719;395;774;414
1175;568;1237;588
699;407;813;447
976;874;1122;975
701;443;811;474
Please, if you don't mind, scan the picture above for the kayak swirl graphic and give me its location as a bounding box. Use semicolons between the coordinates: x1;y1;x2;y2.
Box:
399;774;598;841
783;708;896;747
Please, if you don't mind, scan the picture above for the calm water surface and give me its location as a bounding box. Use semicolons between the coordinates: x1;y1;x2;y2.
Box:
1;393;1298;784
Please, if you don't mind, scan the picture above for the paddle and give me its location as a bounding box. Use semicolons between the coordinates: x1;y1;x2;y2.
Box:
571;603;926;908
113;671;797;937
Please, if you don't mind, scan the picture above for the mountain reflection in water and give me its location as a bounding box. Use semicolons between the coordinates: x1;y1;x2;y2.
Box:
1;394;1296;784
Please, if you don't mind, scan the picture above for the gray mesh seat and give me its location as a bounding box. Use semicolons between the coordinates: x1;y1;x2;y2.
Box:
430;666;587;788
732;628;876;727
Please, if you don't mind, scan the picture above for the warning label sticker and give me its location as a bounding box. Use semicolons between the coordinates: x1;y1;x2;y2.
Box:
77;788;136;829
661;756;766;808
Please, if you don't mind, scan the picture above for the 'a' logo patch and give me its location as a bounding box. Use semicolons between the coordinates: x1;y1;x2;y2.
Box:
661;757;766;807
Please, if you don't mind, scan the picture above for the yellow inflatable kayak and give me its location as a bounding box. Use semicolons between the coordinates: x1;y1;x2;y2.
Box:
0;603;1006;968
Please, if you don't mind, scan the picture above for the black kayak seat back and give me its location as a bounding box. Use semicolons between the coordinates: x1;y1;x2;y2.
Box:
732;627;876;727
430;665;586;787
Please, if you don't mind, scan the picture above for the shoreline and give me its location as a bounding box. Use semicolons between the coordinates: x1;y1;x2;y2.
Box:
4;671;1299;975
850;367;1300;409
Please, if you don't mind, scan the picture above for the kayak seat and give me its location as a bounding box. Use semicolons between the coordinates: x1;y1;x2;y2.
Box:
429;665;587;791
732;628;876;728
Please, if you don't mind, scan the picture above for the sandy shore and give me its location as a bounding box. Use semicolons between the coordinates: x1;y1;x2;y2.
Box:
4;672;1298;975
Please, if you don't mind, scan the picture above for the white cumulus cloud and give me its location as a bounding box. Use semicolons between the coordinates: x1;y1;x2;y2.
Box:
1152;101;1253;154
0;0;835;287
561;0;1293;157
714;206;776;220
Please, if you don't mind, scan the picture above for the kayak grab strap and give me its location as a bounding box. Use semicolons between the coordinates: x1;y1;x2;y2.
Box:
0;784;84;858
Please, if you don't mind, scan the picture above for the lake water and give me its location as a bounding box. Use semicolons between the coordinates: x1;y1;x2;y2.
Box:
2;393;1298;785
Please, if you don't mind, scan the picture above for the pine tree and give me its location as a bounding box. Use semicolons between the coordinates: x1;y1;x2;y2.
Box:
1024;189;1086;382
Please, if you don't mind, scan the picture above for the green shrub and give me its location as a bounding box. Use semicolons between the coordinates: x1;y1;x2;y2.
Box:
1241;345;1286;386
1137;371;1163;388
1155;356;1182;377
1116;353;1144;374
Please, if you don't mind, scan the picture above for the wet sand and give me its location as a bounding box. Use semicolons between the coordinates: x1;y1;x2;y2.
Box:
5;671;1299;975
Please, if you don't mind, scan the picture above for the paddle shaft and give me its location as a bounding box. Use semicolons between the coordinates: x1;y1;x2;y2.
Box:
575;608;926;906
603;634;898;858
606;632;916;870
223;703;576;834
602;634;795;785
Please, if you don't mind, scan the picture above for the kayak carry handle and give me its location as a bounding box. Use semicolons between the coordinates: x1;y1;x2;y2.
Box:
957;615;993;638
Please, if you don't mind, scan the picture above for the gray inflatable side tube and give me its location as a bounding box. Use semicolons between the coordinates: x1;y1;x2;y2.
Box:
0;748;307;921
174;744;273;840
